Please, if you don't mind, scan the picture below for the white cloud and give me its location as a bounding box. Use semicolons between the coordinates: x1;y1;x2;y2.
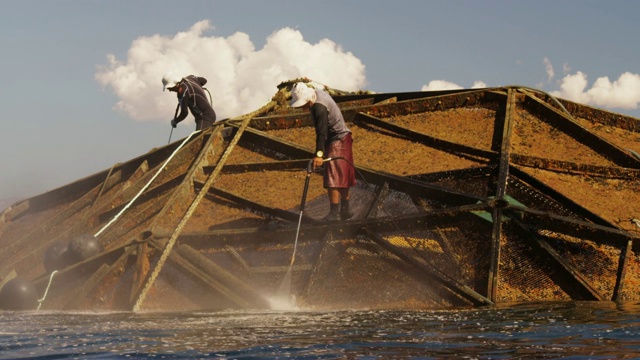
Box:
543;57;554;82
95;20;367;122
550;71;590;104
421;80;462;91
551;71;640;110
421;80;486;91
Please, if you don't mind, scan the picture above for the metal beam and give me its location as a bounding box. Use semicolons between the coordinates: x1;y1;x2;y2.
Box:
162;203;490;249
488;88;516;301
210;159;311;174
510;154;640;180
196;181;314;223
353;112;496;161
612;239;633;301
509;165;614;227
503;206;638;247
248;88;504;131
521;90;640;168
509;220;604;301
361;228;493;306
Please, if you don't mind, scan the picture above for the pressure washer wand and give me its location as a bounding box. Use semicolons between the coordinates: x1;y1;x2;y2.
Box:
290;157;342;266
167;127;174;145
290;160;314;266
168;103;180;145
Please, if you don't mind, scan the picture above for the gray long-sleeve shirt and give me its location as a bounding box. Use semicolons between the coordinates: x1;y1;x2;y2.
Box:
310;89;350;153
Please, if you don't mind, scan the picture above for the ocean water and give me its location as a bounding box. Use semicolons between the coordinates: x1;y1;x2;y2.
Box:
1;301;639;359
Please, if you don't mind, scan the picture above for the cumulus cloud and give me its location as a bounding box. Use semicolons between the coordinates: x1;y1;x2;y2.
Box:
95;20;367;122
551;71;640;110
543;57;554;82
421;80;487;91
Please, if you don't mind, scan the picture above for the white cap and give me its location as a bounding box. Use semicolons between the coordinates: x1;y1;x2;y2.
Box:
162;72;182;91
290;82;316;107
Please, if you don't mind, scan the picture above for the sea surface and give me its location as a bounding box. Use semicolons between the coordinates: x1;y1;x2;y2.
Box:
1;301;639;359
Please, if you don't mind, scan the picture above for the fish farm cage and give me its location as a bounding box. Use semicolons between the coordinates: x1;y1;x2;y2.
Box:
1;79;639;311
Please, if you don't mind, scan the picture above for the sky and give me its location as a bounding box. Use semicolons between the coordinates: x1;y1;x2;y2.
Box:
1;0;639;202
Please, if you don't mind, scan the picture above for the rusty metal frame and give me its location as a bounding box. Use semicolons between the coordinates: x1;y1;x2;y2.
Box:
3;84;640;311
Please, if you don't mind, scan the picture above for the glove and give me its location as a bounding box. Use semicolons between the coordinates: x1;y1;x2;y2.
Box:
170;119;177;128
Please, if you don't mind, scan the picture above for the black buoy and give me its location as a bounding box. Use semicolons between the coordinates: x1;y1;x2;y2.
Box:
0;277;39;310
44;242;70;273
67;235;103;264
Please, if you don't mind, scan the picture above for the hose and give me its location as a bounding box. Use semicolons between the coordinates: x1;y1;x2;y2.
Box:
36;270;58;310
94;130;201;238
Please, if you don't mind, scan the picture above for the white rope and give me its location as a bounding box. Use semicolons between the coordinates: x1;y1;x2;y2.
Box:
94;130;201;238
37;270;58;310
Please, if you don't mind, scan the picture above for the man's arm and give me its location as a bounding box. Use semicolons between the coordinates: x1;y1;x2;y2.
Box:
173;91;190;124
311;103;329;153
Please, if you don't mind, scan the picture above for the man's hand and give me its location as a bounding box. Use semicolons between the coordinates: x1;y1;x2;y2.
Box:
170;119;177;128
313;156;324;170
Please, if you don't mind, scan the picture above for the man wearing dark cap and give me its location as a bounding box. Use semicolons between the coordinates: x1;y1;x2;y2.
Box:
162;72;216;130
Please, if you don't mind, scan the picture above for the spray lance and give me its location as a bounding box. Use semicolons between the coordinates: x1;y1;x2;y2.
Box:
278;156;347;303
168;103;180;144
289;156;344;266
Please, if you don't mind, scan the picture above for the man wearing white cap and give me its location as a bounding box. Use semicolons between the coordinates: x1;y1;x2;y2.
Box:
290;82;356;221
162;72;217;130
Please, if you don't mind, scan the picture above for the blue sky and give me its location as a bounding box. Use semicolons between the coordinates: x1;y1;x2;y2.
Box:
1;0;639;201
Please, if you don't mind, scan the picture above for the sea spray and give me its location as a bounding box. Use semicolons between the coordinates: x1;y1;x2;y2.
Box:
268;264;298;311
268;161;310;311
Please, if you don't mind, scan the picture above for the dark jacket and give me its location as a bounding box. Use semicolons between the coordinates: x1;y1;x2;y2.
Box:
173;75;216;128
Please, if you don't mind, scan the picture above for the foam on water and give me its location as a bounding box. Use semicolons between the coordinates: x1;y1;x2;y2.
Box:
268;264;299;311
267;294;299;311
3;300;640;358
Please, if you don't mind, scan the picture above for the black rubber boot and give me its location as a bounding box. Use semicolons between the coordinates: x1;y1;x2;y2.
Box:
340;199;354;221
323;203;340;221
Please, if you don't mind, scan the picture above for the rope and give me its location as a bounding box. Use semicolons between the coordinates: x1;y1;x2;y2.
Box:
94;130;200;238
37;270;58;310
132;101;276;312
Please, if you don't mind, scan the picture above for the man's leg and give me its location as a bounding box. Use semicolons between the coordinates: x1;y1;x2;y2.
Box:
325;188;352;221
195;118;213;131
324;188;341;221
338;188;353;220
